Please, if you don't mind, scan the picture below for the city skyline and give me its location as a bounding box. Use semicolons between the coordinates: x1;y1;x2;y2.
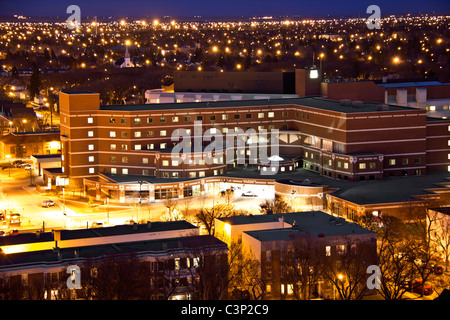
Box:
0;0;449;19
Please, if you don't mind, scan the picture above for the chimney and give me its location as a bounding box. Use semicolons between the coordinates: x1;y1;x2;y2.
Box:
146;221;152;229
74;249;79;258
133;223;138;231
36;231;40;239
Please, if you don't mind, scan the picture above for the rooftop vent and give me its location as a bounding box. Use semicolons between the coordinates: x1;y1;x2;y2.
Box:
133;223;138;231
340;99;351;106
146;221;152;229
377;104;389;111
352;100;363;107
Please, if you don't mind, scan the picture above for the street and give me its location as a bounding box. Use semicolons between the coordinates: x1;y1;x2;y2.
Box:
0;167;268;234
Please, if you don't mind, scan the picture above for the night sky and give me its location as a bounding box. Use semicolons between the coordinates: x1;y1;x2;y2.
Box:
0;0;449;18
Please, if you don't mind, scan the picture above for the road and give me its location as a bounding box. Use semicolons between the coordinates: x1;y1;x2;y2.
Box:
0;167;269;233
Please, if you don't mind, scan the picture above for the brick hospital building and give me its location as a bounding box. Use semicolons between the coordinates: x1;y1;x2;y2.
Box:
44;90;450;206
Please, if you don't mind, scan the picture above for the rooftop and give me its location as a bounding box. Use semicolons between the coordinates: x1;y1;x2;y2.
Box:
224;211;376;241
60;90;97;95
0;235;226;269
0;221;197;246
59;220;197;240
99;96;416;114
100;168;450;205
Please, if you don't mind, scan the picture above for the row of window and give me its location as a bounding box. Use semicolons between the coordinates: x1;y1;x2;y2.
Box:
107;168;223;178
86;111;284;126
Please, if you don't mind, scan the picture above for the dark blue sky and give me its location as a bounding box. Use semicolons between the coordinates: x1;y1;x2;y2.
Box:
0;0;449;18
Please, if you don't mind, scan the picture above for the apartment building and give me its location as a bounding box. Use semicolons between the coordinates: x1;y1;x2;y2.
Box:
216;211;377;299
0;222;227;300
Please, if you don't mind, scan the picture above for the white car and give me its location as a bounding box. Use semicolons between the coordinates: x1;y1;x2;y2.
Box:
242;191;257;197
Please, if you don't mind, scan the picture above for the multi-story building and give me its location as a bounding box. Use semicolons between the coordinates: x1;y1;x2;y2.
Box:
215;211;377;299
48;90;450;204
0;222;227;300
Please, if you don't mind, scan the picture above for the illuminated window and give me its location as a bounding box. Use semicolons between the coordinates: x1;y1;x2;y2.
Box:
199;171;205;177
87;117;93;123
88;156;94;162
88;168;94;174
325;246;331;256
172;116;179;122
142;158;148;164
88;144;94;151
162;160;169;166
134;131;141;137
134;118;141;124
389;159;396;165
110;144;116;150
309;69;319;79
359;163;366;169
258;113;264;118
160;130;167;136
135;144;141;150
222;114;228;120
88;131;94;137
109;131;115;137
111;168;117;174
122;168;128;174
268;112;274;118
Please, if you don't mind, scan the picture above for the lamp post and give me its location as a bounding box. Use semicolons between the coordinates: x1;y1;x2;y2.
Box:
5;154;11;177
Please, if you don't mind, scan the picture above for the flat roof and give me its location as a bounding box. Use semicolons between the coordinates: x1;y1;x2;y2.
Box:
59;221;197;240
31;154;61;159
99;97;415;114
226;168;450;205
60;90;97;95
0;235;226;269
227;211;376;241
0;232;54;246
101;168;450;205
377;81;447;88
0;221;197;246
429;207;450;216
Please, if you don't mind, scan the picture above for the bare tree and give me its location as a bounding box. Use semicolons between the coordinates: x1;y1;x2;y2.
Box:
376;215;418;300
259;194;293;215
196;203;236;236
280;235;325;300
226;239;266;300
322;237;377;300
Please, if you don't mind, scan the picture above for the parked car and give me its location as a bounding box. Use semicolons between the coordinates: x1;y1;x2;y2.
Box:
0;231;5;236
12;160;26;168
91;222;103;228
9;213;20;226
41;200;56;208
24;164;32;170
9;229;19;235
412;281;433;295
431;264;444;275
242;190;257;197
